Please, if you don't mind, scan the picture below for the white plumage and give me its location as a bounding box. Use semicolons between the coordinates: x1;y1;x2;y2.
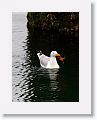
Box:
37;51;60;69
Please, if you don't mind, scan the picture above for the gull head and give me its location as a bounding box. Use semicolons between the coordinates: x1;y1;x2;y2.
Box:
50;51;65;63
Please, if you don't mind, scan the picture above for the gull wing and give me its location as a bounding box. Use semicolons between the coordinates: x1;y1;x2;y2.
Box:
39;54;50;68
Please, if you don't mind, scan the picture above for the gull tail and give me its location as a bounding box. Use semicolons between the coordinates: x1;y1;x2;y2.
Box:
37;50;43;58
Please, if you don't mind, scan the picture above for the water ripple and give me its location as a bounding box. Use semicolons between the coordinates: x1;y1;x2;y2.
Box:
12;13;79;102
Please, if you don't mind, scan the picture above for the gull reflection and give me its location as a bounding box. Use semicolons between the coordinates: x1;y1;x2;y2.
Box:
47;69;59;80
47;69;59;91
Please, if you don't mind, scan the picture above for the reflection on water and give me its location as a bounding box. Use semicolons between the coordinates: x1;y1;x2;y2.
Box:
12;13;79;102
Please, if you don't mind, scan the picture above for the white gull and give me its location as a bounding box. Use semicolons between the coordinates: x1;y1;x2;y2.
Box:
37;51;64;69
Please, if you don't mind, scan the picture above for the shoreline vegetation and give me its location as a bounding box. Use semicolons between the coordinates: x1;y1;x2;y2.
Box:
27;12;79;34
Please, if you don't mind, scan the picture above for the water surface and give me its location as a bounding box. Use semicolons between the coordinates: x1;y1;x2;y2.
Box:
12;13;79;102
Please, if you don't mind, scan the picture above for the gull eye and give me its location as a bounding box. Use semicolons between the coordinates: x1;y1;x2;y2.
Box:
52;52;54;54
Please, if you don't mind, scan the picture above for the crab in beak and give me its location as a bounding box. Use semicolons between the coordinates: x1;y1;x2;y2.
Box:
55;53;65;63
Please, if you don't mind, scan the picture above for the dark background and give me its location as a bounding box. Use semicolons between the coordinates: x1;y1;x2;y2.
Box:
25;12;79;102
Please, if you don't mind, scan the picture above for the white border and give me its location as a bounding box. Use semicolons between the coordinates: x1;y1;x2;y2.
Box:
0;0;91;114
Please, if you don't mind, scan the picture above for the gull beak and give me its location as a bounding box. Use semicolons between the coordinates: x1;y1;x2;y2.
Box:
55;54;65;63
55;54;61;58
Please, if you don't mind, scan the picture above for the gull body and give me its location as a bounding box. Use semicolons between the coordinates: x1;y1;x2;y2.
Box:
37;51;60;69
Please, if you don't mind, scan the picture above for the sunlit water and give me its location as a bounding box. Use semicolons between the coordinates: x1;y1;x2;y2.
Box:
12;13;79;102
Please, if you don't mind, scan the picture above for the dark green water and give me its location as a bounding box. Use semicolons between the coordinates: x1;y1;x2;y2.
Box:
12;13;79;102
